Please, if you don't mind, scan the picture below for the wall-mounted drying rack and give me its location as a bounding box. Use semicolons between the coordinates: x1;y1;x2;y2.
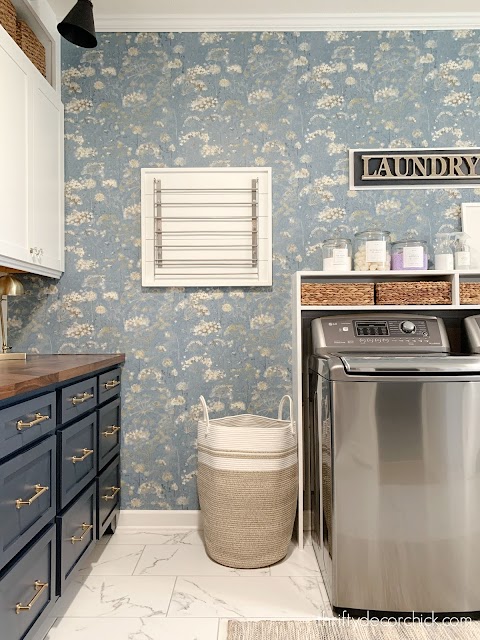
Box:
141;168;272;287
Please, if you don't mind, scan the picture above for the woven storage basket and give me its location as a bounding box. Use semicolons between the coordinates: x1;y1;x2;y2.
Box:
0;0;16;40
197;395;298;569
16;19;46;77
460;282;480;305
375;281;452;305
301;282;374;306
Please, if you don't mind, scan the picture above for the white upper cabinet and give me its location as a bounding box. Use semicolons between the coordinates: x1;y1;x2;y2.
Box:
0;25;64;279
29;78;64;274
0;32;30;265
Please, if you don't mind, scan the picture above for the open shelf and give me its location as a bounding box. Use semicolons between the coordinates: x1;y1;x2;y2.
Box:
292;269;480;548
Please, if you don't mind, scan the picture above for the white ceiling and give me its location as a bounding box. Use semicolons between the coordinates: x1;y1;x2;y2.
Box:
51;0;480;20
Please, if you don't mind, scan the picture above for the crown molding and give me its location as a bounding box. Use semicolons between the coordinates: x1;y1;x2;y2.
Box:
95;12;480;32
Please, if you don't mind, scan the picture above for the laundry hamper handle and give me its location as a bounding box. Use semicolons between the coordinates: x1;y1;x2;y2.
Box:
278;395;295;435
199;396;211;435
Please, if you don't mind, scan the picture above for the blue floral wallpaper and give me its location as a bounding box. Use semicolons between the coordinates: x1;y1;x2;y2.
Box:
10;29;480;509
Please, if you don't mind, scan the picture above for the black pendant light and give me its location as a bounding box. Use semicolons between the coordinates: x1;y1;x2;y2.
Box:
57;0;97;49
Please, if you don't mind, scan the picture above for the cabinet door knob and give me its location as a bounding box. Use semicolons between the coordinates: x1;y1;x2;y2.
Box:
70;523;93;544
16;581;49;614
16;412;50;431
16;484;49;509
71;392;94;406
102;486;120;501
103;425;121;437
70;448;94;464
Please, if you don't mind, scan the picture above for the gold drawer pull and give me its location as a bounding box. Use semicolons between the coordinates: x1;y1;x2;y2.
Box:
102;425;121;437
16;485;49;510
71;448;94;464
102;486;120;501
16;581;49;614
16;413;49;431
104;380;120;390
71;392;94;406
71;523;93;544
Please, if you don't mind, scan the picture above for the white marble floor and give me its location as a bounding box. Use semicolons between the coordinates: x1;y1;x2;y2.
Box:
41;528;333;640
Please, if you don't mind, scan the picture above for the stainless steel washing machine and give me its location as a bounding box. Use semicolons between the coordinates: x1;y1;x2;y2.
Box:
465;314;480;354
309;314;480;617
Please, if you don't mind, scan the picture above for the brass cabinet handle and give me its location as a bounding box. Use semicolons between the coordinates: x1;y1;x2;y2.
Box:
102;425;121;437
70;448;94;464
104;380;120;389
16;413;50;431
71;392;94;406
102;486;120;501
16;484;49;510
16;581;49;614
71;523;93;544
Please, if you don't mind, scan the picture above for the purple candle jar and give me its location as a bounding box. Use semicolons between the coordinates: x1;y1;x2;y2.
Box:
391;241;428;271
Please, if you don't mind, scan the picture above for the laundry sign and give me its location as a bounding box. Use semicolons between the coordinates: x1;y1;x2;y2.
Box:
350;148;480;190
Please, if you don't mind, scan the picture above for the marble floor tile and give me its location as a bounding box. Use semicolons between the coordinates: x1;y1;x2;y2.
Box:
78;544;145;575
270;543;321;577
317;577;334;616
98;527;204;546
53;575;176;618
134;545;270;577
44;617;219;640
169;576;325;618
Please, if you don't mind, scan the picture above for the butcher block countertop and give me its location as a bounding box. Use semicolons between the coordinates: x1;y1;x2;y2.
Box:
0;354;125;402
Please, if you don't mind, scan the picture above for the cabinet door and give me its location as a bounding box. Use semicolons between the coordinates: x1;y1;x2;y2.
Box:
29;79;64;273
0;35;30;264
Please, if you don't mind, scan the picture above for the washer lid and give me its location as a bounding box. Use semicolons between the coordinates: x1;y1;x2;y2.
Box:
339;354;480;375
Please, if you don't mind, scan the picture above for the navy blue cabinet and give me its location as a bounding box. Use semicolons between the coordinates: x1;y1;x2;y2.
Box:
97;397;121;471
58;413;97;510
0;392;56;461
56;482;96;595
0;436;56;571
0;525;56;640
97;455;121;539
0;359;123;640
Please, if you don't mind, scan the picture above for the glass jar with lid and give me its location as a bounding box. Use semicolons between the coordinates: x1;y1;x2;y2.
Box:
454;232;471;270
354;230;391;271
322;238;352;272
434;233;454;270
391;240;428;271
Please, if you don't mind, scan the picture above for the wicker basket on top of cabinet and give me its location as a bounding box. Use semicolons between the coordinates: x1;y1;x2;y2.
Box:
301;282;374;306
0;0;17;40
460;282;480;305
375;281;452;305
16;18;46;77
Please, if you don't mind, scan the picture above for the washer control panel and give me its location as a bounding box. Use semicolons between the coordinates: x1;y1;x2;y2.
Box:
312;315;449;354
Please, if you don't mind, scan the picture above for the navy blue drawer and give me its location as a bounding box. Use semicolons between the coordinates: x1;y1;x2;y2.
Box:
0;392;56;461
57;482;96;595
60;377;97;425
0;437;56;571
97;398;121;472
0;525;56;640
98;368;121;405
58;414;97;510
97;455;120;539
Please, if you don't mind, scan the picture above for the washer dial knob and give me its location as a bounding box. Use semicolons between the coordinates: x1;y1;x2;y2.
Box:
400;320;416;334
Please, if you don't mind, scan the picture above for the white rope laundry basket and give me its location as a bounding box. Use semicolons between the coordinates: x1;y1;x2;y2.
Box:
197;395;298;569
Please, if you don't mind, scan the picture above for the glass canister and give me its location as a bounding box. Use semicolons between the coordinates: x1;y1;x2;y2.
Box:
391;240;428;271
434;233;454;270
322;238;352;272
454;232;471;270
354;230;391;271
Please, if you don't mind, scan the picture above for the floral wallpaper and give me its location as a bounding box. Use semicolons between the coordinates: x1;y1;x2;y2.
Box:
9;29;480;509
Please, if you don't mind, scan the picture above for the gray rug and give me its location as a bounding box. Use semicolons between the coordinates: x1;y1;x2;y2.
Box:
227;620;480;640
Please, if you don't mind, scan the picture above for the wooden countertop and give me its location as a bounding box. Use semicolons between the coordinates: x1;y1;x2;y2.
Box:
0;354;125;401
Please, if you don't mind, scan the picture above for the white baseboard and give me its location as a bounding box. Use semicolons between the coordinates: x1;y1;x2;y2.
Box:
118;509;203;528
